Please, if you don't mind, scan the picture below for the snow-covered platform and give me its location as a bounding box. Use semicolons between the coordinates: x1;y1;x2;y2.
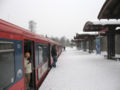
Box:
39;47;120;90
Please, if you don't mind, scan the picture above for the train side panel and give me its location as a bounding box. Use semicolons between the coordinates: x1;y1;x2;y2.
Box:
0;35;25;90
35;42;50;89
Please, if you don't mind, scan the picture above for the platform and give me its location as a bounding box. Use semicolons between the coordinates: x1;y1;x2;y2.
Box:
39;47;120;90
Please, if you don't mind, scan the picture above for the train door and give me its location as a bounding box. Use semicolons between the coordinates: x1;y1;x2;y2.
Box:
24;40;36;90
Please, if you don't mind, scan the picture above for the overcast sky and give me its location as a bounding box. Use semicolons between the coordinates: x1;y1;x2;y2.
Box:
0;0;105;39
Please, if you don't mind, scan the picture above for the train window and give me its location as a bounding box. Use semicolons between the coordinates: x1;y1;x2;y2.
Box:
0;41;14;50
38;46;43;64
0;41;15;89
42;46;49;62
38;44;49;65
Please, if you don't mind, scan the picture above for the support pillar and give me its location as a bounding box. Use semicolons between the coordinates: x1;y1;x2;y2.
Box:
83;41;87;51
89;39;93;53
107;28;115;59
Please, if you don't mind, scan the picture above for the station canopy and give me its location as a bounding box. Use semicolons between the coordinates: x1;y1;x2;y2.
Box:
73;33;97;42
83;20;120;32
98;0;120;19
83;21;104;32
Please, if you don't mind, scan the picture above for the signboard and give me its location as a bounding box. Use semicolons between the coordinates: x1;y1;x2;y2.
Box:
96;39;100;54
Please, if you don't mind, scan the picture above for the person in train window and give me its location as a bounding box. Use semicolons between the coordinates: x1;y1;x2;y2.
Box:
51;45;57;67
24;52;32;90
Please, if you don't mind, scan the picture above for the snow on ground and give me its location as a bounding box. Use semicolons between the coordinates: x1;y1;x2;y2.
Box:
39;47;120;90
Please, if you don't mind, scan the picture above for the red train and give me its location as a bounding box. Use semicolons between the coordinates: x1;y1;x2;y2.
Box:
0;19;62;90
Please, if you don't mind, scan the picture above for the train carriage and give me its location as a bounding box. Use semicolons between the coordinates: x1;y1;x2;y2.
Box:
0;19;62;90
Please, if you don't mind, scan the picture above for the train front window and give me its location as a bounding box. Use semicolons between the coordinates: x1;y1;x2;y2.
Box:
0;41;15;89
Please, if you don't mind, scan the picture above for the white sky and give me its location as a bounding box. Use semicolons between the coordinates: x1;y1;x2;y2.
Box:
0;0;105;39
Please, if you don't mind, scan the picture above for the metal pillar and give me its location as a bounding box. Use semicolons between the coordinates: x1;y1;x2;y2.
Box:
83;41;87;51
89;39;93;53
107;28;115;59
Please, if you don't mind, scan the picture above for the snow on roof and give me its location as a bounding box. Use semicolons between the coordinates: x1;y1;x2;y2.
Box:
78;32;98;35
92;20;120;25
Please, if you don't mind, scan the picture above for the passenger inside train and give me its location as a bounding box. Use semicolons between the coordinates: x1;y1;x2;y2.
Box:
24;40;36;90
24;52;31;90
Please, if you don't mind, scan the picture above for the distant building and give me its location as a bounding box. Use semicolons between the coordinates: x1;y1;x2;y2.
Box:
29;20;36;33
